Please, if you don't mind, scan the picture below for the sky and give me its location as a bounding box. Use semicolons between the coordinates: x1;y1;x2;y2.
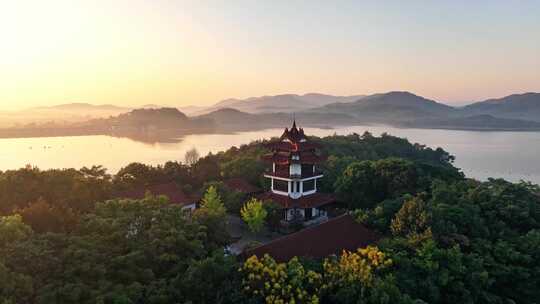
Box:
0;0;539;111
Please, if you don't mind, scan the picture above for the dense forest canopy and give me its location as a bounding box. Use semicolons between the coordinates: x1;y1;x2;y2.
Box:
0;132;538;303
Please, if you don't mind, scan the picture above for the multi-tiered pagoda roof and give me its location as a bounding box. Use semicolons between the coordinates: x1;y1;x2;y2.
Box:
262;121;326;165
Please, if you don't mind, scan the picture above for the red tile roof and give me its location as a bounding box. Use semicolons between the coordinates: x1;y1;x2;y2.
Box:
244;214;380;262
258;192;335;209
117;182;199;206
223;178;261;194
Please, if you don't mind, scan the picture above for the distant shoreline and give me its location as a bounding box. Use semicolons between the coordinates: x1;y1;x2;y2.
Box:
2;123;540;141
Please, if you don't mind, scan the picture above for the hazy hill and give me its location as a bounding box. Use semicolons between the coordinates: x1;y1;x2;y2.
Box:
462;92;540;122
197;107;358;131
312;91;456;123
33;103;129;112
198;108;260;125
106;108;189;127
204;93;365;114
0;103;132;128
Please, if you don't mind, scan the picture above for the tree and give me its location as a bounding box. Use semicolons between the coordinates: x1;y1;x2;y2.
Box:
199;186;226;217
220;157;264;184
194;186;230;251
334;160;380;209
17;198;79;233
0;166;112;214
335;158;421;209
0;215;32;249
241;254;322;304
178;251;241;303
191;156;220;186
383;239;489;304
0;197;211;304
390;194;432;242
184;148;200;167
80;165;110;180
322;246;405;303
263;201;282;232
241;198;268;234
202;181;245;214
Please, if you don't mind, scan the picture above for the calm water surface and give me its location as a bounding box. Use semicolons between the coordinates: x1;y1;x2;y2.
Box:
0;126;539;184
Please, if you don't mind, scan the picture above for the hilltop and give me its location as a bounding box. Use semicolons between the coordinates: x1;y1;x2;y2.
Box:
202;93;365;114
312;91;456;123
461;92;540;122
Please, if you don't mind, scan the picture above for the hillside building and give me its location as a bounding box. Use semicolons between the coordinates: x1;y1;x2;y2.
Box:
259;121;335;225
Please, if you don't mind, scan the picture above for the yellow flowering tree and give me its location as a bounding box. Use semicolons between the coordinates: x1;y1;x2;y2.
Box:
240;247;412;304
241;254;322;304
322;246;402;303
324;246;392;288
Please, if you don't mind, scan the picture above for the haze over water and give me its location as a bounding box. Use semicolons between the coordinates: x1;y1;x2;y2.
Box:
1;126;538;184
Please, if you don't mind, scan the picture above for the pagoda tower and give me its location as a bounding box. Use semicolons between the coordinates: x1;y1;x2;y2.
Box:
261;121;335;224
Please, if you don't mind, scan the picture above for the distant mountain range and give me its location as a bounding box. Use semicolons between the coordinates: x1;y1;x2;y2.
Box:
4;91;540;133
203;93;366;114
304;91;540;129
193;91;540;131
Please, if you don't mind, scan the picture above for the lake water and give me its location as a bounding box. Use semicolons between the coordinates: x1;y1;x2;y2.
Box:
0;126;539;184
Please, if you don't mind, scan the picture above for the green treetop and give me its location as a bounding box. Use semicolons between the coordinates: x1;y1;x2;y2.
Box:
200;186;226;216
241;198;268;234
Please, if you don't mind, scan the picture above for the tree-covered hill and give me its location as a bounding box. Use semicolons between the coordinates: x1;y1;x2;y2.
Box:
0;133;538;303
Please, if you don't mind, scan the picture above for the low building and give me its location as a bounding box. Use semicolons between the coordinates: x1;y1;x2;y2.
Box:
116;182;199;211
261;121;335;225
243;214;379;262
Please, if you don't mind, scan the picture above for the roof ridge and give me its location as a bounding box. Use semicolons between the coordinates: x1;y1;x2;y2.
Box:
247;214;352;250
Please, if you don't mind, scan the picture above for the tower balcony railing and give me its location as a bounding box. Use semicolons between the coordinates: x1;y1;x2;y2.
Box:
264;169;323;179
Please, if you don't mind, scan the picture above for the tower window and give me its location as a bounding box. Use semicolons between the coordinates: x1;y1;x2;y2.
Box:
303;180;315;192
273;180;288;192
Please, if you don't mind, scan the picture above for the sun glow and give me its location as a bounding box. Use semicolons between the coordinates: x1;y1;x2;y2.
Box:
0;1;539;110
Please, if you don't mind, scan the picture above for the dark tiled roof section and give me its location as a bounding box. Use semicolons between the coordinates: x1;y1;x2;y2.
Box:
244;214;380;262
264;141;321;152
280;120;307;143
116;182;199;206
298;153;326;163
261;151;325;164
258;192;335;209
223;178;261;194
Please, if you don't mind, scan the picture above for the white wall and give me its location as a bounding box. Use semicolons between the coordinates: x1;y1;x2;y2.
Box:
182;203;197;212
290;163;301;176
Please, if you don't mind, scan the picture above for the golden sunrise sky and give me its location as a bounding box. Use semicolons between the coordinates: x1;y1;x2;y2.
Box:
1;0;539;110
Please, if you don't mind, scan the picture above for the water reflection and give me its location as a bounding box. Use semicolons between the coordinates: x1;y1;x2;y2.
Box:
1;126;539;184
